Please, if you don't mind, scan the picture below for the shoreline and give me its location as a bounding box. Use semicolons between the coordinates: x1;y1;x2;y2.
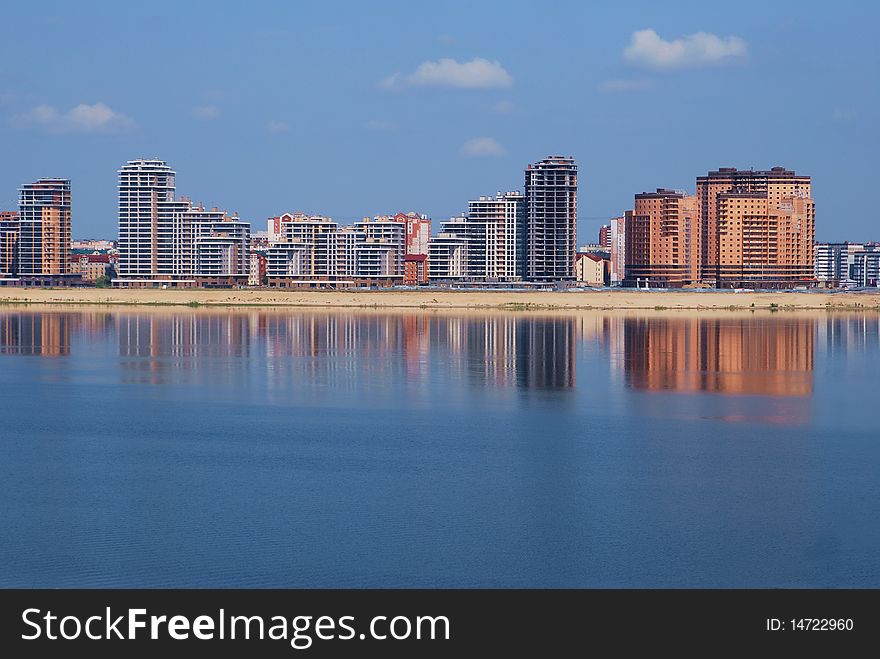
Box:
1;288;880;311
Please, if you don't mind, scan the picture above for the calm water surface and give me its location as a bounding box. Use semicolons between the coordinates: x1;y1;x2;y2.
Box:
1;308;878;587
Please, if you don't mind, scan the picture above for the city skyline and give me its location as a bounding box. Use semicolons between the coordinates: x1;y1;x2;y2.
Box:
1;1;877;241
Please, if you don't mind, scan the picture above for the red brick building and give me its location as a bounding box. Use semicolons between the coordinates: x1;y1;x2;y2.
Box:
403;253;428;285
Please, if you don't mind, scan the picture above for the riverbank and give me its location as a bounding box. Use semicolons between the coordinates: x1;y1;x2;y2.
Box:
2;287;880;310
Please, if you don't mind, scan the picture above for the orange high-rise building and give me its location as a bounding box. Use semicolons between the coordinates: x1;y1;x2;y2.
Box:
697;167;814;288
623;189;700;287
0;211;19;277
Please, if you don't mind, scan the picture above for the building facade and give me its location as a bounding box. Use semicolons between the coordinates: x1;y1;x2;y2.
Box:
623;189;700;288
18;179;71;276
69;253;116;281
574;252;607;287
599;224;611;250
815;242;864;288
0;212;19;278
851;247;880;287
525;156;577;282
403;254;428;285
249;251;267;286
428;218;469;280
696;167;815;288
466;192;525;281
116;159;250;286
609;215;626;286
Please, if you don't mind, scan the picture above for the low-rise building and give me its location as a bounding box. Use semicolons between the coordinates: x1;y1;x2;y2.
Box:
575;252;608;287
403;254;428;285
69;253;117;281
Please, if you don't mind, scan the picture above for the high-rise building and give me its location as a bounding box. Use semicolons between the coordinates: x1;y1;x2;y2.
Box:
352;216;406;281
0;212;19;278
525;156;577;281
390;212;431;256
598;224;611;249
428;217;469;280
696;167;815;288
18;179;71;276
116;159;250;286
623;189;700;288
466;192;525;280
609;215;626;286
117;159;177;278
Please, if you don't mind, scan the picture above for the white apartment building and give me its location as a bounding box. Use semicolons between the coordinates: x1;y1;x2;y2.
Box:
428;216;470;280
116;159;250;286
814;242;864;287
610;215;626;285
466;192;525;281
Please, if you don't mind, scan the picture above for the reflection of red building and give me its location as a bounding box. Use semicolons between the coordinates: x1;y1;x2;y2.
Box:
403;254;428;285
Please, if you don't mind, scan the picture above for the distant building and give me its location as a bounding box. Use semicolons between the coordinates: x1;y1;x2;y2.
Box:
609;215;626;285
575;252;607;287
697;167;815;288
115;159;250;287
525;156;577;282
352;216;406;282
70;253;116;281
466;192;525;280
815;242;864;288
390;212;431;256
623;189;700;288
0;212;19;278
403;254;428;285
72;239;115;252
598;224;611;249
428;218;469;280
249;251;267;286
850;246;880;287
18;179;72;276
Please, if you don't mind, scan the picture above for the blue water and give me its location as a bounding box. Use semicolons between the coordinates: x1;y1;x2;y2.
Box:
1;309;878;587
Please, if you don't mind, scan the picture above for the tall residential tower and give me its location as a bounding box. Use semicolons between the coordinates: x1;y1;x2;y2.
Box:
697;167;814;288
18;179;71;276
525;156;577;281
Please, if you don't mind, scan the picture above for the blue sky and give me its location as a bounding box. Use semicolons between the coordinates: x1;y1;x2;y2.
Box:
0;0;877;241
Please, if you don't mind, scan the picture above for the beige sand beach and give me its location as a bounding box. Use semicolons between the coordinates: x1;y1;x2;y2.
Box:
1;287;879;311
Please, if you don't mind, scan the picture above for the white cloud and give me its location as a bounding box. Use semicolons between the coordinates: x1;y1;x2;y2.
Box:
493;99;514;114
11;102;134;133
461;137;506;157
624;29;747;69
366;119;395;131
191;105;220;120
599;79;655;93
381;57;513;90
266;120;289;133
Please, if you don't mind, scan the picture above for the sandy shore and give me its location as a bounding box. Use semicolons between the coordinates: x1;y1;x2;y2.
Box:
1;287;879;311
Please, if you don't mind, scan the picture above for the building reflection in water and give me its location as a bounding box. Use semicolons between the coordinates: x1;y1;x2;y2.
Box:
618;316;820;425
0;312;71;356
82;310;576;392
